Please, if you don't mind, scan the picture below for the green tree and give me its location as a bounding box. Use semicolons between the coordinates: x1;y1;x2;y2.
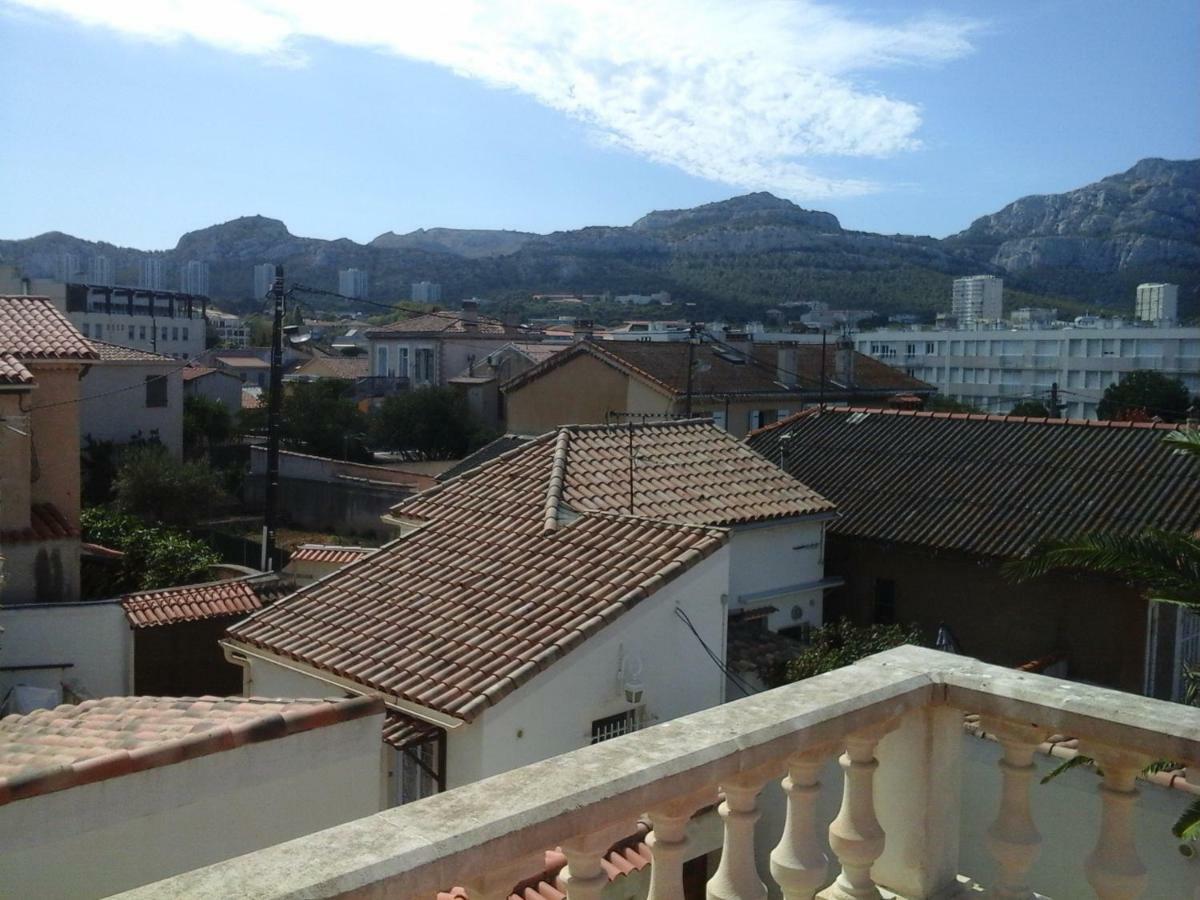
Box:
371;387;496;460
113;445;227;527
183;395;233;457
782;618;923;684
1097;370;1192;422
1010;400;1051;417
81;507;220;593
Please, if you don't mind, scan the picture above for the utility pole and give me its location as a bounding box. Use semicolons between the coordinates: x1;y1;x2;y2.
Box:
262;265;284;571
1049;381;1064;418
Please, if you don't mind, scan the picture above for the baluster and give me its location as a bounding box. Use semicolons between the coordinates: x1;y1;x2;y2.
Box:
708;765;776;900
982;718;1046;900
560;825;629;900
648;788;718;900
1083;746;1150;900
821;719;896;900
771;745;836;900
462;852;545;900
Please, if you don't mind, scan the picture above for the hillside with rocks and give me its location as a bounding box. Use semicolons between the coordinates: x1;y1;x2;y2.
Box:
2;159;1195;318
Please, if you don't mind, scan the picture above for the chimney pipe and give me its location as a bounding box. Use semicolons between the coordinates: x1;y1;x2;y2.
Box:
834;334;855;386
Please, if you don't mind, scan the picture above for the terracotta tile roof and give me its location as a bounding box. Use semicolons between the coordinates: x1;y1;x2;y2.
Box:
121;575;286;628
0;694;382;805
227;426;728;721
382;710;442;750
291;355;369;380
288;544;376;565
88;340;174;362
0;503;79;544
0;353;33;386
181;365;218;381
367;311;513;337
556;420;835;525
0;295;97;361
747;406;1200;559
436;435;534;482
502;339;931;399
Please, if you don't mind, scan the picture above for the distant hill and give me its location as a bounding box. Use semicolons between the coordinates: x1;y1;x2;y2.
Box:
2;159;1196;319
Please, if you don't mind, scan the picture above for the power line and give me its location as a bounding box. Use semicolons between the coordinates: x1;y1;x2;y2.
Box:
674;606;756;698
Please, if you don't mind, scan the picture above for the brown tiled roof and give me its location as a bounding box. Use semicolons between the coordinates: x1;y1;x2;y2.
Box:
121;575;285;628
226;426;728;721
0;353;33;386
382;710;442;750
0;295;97;361
181;365;218;381
291;355;369;380
367;311;513;337
503;339;931;399
0;695;382;805
288;544;376;565
557;420;834;525
747;407;1200;559
89;340;174;362
0;503;78;544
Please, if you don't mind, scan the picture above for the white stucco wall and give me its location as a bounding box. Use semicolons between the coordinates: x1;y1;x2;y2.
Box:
447;549;730;787
79;362;184;458
728;519;827;632
0;599;131;700
0;711;384;900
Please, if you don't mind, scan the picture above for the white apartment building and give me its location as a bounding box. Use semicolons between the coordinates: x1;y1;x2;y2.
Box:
0;265;208;360
253;263;276;301
339;268;369;299
410;280;441;302
140;257;165;290
1135;283;1179;324
207;309;249;348
857;324;1200;419
180;259;210;296
951;275;1004;327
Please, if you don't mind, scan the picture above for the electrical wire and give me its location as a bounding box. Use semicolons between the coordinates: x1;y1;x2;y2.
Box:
674;606;756;697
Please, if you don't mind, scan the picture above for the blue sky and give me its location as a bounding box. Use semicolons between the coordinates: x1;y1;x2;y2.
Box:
1;0;1196;249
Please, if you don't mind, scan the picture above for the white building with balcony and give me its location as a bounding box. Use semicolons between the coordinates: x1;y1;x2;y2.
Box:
856;324;1200;418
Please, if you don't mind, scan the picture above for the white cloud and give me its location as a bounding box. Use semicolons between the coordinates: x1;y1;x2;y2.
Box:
10;0;977;198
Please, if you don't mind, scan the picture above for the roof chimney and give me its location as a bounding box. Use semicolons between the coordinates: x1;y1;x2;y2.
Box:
834;334;855;386
776;346;799;387
461;299;479;331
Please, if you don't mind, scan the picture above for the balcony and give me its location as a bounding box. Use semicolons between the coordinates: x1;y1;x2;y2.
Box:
114;646;1198;899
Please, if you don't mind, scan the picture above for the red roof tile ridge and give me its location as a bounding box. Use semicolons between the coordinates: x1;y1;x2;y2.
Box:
542;428;572;532
744;406;822;439
821;405;1185;431
0;695;382;805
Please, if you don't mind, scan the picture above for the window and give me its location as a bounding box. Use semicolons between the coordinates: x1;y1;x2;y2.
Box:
415;348;434;383
145;375;168;408
874;578;896;625
590;710;639;744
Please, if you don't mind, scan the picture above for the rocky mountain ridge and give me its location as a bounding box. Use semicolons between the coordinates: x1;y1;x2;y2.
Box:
2;159;1196;317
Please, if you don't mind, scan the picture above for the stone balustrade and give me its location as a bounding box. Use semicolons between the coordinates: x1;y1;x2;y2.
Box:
113;647;1200;900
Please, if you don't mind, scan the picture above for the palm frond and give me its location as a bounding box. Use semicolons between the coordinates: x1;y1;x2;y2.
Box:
1163;428;1200;458
1040;754;1096;784
1005;529;1200;609
1173;798;1200;841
